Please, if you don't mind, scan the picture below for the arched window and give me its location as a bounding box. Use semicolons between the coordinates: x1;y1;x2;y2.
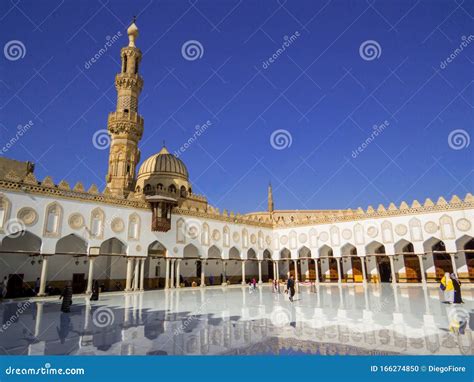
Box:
157;183;163;190
201;223;210;245
242;229;249;249
44;202;62;237
354;223;364;245
169;184;176;193
330;226;340;246
223;226;230;247
440;215;455;240
176;218;185;243
258;231;264;249
0;196;10;231
381;221;393;243
135;186;141;193
188;187;192;194
180;186;187;197
144;184;152;194
128;214;140;240
409;218;423;242
123;55;127;73
90;208;105;239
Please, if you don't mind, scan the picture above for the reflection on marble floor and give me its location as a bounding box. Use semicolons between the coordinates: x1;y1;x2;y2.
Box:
0;284;472;355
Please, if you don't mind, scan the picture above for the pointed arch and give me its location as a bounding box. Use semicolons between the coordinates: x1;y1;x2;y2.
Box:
263;249;272;260
258;230;264;249
99;237;126;255
354;223;364;245
280;247;291;259
298;245;311;258
128;213;141;240
229;246;241;260
319;245;333;257
1;230;42;253
176;218;185;243
455;235;474;251
242;228;249;249
366;240;385;254
394;239;414;254
90;207;105;239
148;240;167;257
309;228;318;248
44;202;63;237
56;233;87;255
423;236;445;253
330;226;340;246
341;243;357;256
208;245;222;259
183;243;200;258
247;248;257;260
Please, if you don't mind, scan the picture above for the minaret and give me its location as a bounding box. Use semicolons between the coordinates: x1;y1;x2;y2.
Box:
268;182;274;213
105;19;144;197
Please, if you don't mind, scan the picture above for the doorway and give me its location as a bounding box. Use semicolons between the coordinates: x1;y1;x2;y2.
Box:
72;273;85;294
6;274;24;298
403;255;421;282
376;256;391;282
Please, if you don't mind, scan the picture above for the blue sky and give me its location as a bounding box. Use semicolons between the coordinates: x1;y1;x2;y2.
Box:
0;0;472;213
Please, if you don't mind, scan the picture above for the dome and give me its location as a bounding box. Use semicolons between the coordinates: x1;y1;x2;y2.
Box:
137;146;188;180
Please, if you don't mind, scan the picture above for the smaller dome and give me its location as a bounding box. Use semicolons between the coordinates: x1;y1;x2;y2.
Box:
137;146;189;180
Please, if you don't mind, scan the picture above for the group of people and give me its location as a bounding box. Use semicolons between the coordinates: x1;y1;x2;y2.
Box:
440;272;463;304
59;280;100;313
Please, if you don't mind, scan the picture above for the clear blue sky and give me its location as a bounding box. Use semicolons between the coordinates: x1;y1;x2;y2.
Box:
0;0;472;213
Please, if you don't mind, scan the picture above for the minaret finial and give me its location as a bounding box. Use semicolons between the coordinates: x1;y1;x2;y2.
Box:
268;181;274;213
127;18;139;47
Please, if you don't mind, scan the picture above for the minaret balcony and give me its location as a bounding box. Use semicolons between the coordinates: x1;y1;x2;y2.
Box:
108;111;144;125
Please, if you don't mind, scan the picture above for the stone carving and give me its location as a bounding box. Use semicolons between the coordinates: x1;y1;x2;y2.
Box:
232;232;240;243
265;235;272;245
17;207;38;226
319;232;329;243
395;224;407;236
456;218;471;232
250;234;257;244
111;217;125;233
424;221;438;234
342;229;352;240
280;235;288;245
367;226;378;238
212;229;221;241
68;213;85;230
298;233;308;243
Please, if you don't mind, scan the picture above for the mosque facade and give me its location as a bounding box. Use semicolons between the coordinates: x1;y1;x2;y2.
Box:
0;22;473;299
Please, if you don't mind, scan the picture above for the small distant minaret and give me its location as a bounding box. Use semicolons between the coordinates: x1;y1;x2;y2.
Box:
106;18;144;197
268;182;274;213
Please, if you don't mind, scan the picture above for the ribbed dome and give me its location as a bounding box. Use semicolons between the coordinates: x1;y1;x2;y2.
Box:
137;146;189;179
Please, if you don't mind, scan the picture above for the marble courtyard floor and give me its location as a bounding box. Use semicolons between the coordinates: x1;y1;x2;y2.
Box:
0;284;472;356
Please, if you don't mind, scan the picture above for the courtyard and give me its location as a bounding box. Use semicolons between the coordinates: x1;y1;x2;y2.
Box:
0;284;472;356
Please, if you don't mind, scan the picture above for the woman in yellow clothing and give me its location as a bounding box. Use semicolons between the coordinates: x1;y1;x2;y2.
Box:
440;272;454;304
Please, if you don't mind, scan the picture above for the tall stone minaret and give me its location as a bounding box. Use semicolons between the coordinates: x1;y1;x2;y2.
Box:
268;182;274;213
106;20;144;197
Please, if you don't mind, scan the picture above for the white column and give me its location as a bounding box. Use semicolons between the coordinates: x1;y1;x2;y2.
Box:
86;257;95;294
241;260;246;285
389;256;396;284
258;261;262;284
176;259;181;288
336;258;342;284
361;257;367;285
38;256;49;296
276;261;279;281
170;259;175;289
273;262;277;279
165;258;170;289
125;257;134;292
139;258;146;291
133;258;140;291
200;261;206;287
450;254;458;277
418;255;426;284
293;260;298;282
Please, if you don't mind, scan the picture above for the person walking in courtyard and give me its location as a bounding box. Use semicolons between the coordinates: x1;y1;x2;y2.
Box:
440;272;454;304
90;280;100;301
34;277;40;295
59;282;73;313
451;273;463;304
251;277;257;290
287;276;295;302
